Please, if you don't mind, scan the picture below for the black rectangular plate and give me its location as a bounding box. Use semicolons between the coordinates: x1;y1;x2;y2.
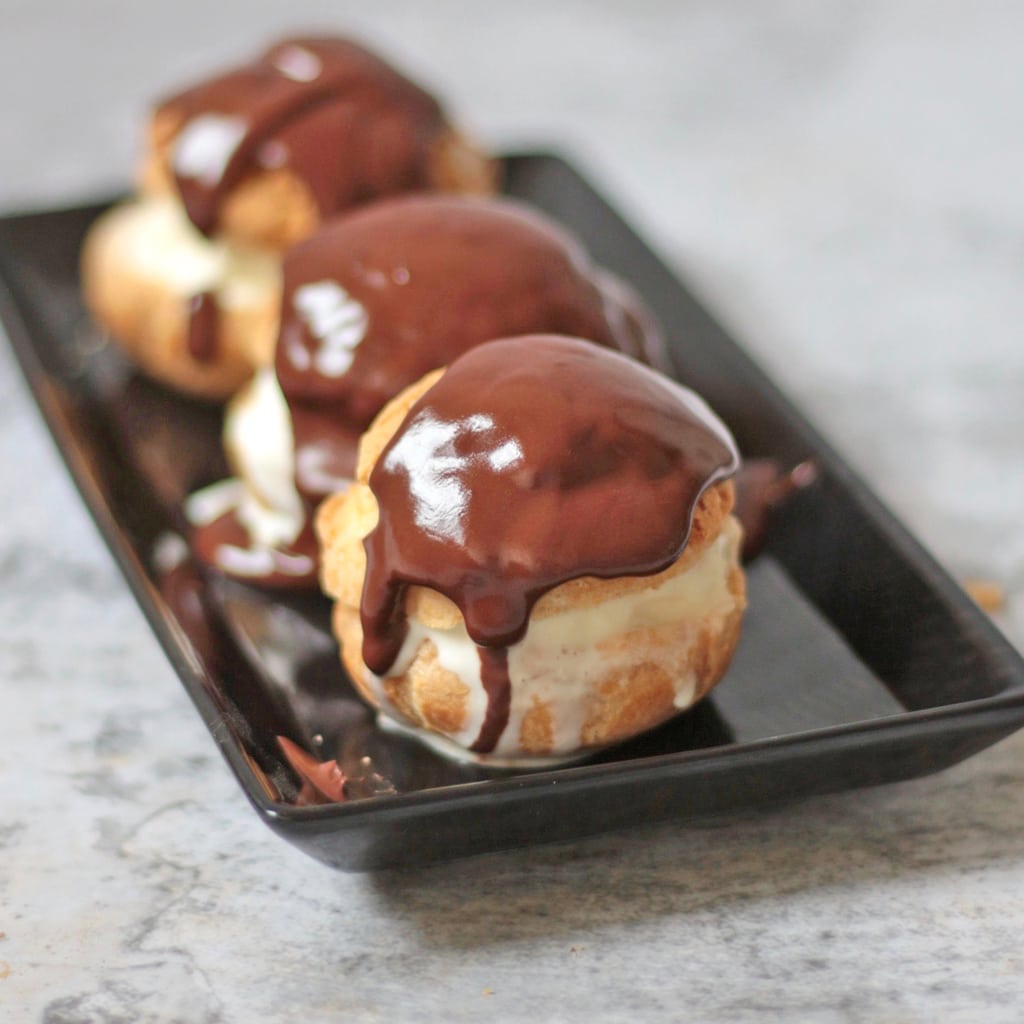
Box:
3;153;1024;872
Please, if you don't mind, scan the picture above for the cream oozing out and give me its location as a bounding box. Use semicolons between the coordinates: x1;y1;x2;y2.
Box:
191;278;368;560
364;516;743;763
182;368;305;552
224;369;305;527
183;478;314;579
115;195;279;306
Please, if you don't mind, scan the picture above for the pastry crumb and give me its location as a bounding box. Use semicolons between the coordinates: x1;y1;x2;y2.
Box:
482;988;494;997
963;579;1005;612
0;961;10;980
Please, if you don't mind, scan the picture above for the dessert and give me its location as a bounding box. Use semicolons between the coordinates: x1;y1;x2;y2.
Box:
188;194;667;588
317;335;745;764
81;35;494;399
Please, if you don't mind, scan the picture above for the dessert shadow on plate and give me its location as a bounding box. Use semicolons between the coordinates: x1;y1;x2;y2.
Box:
2;153;1024;871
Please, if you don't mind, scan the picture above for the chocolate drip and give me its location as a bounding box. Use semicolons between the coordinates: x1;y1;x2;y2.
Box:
360;336;739;753
733;458;819;561
474;649;513;753
186;290;219;363
275;196;667;498
162;37;445;236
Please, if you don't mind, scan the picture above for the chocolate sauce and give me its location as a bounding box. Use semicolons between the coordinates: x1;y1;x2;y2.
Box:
733;458;819;561
152;533;222;671
161;37;446;236
186;290;219;363
475;649;513;754
276;735;347;804
275;196;667;497
288;404;362;504
191;505;319;588
360;336;739;752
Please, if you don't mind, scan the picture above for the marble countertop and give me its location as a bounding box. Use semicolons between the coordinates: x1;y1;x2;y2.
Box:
2;3;1023;1021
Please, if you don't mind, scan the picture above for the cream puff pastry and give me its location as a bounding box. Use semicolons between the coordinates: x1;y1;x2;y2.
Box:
188;195;668;589
317;335;745;764
81;35;495;399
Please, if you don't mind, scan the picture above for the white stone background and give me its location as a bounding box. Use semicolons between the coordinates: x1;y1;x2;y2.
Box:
1;2;1023;1021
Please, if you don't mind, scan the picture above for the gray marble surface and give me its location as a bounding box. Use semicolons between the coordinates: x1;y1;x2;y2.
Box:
2;2;1024;1021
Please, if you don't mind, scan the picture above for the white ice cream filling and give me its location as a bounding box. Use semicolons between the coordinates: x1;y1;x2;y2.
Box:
186;367;306;552
207;369;307;549
365;516;743;759
116;195;278;307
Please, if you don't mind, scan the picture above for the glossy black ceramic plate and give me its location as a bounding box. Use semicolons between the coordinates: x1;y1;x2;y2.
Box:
3;153;1024;871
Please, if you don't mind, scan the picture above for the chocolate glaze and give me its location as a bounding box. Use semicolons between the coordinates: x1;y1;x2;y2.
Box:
360;335;739;753
275;195;667;501
161;36;446;236
200;198;667;591
186;290;219;363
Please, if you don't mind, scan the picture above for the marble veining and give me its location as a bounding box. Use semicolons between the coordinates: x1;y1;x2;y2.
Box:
2;3;1024;1022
